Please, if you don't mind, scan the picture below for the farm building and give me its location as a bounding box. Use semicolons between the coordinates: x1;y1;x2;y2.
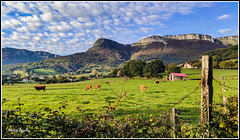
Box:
181;62;193;68
23;78;34;83
168;73;188;81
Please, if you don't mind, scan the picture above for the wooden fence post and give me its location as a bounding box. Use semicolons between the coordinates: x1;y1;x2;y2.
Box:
173;108;181;138
201;55;213;126
223;97;228;114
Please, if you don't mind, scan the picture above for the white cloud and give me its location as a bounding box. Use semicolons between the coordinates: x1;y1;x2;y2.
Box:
216;14;231;20
218;28;238;35
33;36;41;42
19;14;41;23
75;33;85;37
66;38;80;44
2;1;235;56
48;22;72;32
2;19;22;29
4;1;35;14
58;33;66;37
40;12;55;22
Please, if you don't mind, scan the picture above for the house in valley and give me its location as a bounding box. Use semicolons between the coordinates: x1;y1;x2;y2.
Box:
181;62;193;68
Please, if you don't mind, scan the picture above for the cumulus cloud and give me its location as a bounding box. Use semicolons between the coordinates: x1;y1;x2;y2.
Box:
2;19;22;29
4;1;35;14
48;22;72;32
2;1;235;55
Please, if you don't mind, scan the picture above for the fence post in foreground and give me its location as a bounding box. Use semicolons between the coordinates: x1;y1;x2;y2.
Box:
223;97;228;113
201;55;213;126
173;108;181;138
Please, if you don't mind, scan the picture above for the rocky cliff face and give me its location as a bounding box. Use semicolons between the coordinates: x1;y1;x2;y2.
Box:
215;36;238;41
131;35;168;47
163;33;215;42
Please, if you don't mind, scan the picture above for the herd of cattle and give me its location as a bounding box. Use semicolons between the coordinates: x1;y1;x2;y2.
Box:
34;80;164;93
34;79;203;92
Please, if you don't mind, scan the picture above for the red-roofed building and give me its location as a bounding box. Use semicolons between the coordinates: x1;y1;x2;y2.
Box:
168;73;188;81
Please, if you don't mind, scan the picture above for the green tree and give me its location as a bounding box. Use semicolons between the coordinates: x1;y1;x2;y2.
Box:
192;61;202;68
235;63;238;68
121;60;135;77
108;69;120;78
219;60;235;68
143;59;165;77
130;60;146;77
167;64;181;74
213;61;219;68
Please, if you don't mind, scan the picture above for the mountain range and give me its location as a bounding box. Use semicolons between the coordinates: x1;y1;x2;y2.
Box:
2;33;238;74
2;47;59;65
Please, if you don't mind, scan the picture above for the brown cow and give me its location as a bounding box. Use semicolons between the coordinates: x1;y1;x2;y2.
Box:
154;80;159;84
163;78;168;81
35;85;46;91
85;85;92;91
95;84;101;90
140;85;147;93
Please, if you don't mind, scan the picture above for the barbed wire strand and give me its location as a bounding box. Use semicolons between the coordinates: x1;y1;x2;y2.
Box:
167;85;201;113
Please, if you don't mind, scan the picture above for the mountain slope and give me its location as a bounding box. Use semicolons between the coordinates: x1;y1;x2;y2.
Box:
14;38;134;74
2;47;60;65
3;34;238;74
131;35;227;64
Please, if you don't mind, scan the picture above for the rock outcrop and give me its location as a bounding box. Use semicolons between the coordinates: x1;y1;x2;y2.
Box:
132;35;168;47
163;33;215;42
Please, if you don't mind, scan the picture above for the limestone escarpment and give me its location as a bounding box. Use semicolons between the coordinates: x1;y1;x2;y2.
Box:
131;35;168;47
163;33;214;42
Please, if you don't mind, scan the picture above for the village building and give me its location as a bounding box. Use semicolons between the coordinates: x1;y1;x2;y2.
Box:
68;77;77;82
168;73;188;81
181;62;193;68
23;78;34;83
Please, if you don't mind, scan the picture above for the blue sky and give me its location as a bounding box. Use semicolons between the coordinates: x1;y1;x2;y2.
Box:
1;1;239;56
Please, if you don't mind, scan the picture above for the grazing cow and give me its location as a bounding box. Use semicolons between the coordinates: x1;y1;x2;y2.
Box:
35;85;46;91
95;84;101;90
85;85;92;91
154;80;159;84
140;85;147;93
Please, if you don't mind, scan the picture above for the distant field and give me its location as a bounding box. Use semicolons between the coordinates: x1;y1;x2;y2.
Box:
33;69;59;75
13;70;26;76
2;69;238;127
182;68;239;79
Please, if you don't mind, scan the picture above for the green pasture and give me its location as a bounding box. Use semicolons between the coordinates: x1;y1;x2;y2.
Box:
33;69;59;75
2;69;238;127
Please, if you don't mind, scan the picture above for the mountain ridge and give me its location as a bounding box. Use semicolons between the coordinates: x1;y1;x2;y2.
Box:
2;47;60;65
2;33;238;74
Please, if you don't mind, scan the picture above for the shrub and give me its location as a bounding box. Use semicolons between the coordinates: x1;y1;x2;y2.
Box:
181;94;238;138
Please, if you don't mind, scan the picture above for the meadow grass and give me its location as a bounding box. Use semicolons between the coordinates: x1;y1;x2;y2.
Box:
32;69;59;75
2;69;238;127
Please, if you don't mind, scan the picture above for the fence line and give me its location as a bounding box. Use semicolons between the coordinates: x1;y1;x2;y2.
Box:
213;78;238;91
2;78;123;89
166;85;201;113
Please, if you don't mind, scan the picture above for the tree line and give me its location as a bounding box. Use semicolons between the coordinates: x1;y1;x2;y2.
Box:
107;59;181;78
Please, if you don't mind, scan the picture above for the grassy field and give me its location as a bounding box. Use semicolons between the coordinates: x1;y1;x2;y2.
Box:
2;69;238;127
33;69;59;75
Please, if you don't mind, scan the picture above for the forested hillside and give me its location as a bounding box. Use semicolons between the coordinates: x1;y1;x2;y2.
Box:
202;45;238;62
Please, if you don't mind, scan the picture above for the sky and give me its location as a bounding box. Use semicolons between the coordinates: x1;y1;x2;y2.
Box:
1;1;239;56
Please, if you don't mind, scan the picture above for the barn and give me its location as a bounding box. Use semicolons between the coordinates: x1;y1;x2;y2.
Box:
168;73;188;81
